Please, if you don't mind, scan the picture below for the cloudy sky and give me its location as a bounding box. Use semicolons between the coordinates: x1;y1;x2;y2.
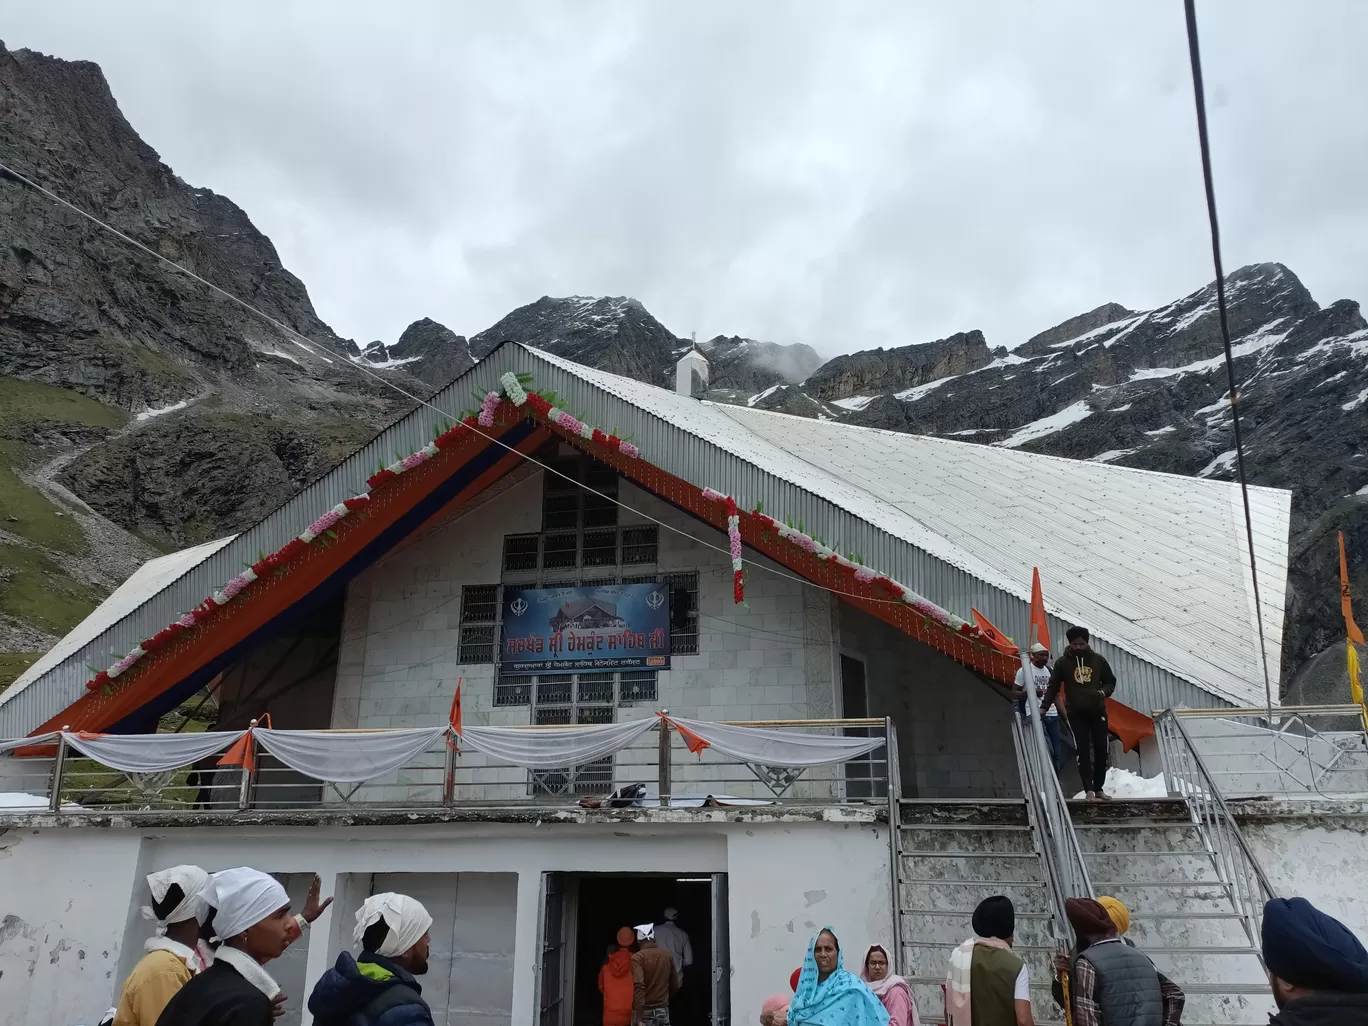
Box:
7;2;1367;356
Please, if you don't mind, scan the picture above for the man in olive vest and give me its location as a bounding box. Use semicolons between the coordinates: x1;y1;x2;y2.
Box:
947;895;1033;1026
1059;898;1184;1026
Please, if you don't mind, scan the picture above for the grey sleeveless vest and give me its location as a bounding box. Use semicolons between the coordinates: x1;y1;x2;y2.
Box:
1081;940;1163;1026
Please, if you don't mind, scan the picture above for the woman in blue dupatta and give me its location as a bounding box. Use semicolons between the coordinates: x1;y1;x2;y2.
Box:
786;928;890;1026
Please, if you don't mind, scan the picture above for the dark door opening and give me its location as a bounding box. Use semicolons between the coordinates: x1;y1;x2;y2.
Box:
840;653;888;798
566;873;718;1026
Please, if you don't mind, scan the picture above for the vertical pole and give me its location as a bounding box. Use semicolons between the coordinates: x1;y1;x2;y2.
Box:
884;716;903;976
443;738;457;807
657;709;671;808
49;727;69;813
238;720;256;811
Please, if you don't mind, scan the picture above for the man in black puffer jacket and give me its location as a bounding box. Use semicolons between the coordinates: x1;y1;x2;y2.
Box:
1263;896;1368;1026
308;893;435;1026
1041;625;1117;800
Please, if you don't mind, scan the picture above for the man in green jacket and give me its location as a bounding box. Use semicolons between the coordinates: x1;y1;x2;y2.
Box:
1041;626;1117;800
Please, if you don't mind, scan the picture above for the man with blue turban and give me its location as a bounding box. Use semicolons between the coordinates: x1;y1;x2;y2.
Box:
1262;897;1368;1024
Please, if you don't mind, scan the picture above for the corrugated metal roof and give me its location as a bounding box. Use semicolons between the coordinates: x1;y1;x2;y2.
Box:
0;343;1291;735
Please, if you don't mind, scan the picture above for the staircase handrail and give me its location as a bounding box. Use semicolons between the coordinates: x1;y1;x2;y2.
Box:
1155;707;1279;951
1012;674;1094;948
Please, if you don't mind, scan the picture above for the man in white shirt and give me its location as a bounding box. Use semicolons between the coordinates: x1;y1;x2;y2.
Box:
1016;642;1060;768
653;907;693;988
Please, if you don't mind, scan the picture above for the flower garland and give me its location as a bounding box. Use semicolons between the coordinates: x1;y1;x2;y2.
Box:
696;486;985;645
84;370;643;694
702;488;745;603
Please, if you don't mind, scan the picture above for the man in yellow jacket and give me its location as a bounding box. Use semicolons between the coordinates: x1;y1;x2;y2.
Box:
114;866;214;1026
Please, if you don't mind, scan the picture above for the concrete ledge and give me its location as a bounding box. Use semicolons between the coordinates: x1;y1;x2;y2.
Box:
0;801;886;831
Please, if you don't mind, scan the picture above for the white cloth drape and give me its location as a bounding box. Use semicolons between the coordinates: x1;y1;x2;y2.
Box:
457;717;657;768
0;732;58;753
668;716;886;766
62;730;246;773
355;893;433;957
253;727;447;783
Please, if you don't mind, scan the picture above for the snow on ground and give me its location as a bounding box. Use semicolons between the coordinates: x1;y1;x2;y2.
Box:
1072;767;1168;800
135;399;190;421
1129;323;1288;382
831;395;879;412
1091;448;1140;463
1344;387;1368;412
1318;370;1349;388
996;400;1092;449
354;353;422;370
1145;425;1177;436
895;376;958;403
1198;449;1238;478
1356;485;1368;497
1049;315;1141;349
747;384;782;407
255;348;301;365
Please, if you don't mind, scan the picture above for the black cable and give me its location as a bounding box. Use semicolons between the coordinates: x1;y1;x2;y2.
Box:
1183;0;1276;717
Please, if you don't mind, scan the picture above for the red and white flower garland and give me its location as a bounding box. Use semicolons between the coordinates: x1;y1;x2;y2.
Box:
85;371;642;694
698;488;982;645
702;488;745;603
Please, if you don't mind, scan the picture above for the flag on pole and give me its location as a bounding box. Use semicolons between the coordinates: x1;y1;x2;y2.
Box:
1350;644;1364;709
1030;567;1052;652
448;678;463;735
1339;532;1365;645
971;608;1020;656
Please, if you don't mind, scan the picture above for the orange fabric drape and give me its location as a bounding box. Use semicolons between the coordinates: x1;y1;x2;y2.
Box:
1105;698;1154;753
970;608;1019;657
1030;567;1052;651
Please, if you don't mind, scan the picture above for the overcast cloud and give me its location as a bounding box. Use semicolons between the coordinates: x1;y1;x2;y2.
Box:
5;1;1367;356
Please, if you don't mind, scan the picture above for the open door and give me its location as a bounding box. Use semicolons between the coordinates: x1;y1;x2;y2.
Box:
712;873;731;1026
538;872;570;1026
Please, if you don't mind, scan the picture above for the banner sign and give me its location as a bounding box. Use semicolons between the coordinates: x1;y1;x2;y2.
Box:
500;582;671;672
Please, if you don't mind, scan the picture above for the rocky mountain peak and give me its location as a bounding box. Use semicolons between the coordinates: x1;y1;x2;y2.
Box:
801;329;993;402
697;334;823;392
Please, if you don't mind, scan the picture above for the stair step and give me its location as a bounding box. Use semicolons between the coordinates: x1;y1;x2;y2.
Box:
1134;945;1264;955
1090;880;1226;888
900;877;1048;886
1081;849;1211;856
1131;911;1245;920
901;909;1052;918
901;853;1042;861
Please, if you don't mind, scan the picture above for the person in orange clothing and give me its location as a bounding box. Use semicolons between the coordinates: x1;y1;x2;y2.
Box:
599;927;636;1026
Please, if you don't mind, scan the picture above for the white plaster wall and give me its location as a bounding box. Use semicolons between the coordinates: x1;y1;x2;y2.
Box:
0;815;888;1026
1244;812;1368;942
0;828;142;1026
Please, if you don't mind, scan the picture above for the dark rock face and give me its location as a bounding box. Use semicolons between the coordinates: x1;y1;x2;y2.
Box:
802;330;995;402
700;335;822;392
365;317;475;389
469;296;680;385
721;261;1368;693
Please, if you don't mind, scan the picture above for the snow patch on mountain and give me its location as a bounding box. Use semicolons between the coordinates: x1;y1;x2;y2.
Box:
996;400;1092;449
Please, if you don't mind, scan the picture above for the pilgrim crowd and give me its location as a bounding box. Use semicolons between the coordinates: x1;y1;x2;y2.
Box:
91;861;1367;1026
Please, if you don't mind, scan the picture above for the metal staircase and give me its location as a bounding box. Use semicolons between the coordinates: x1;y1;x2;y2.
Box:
890;700;1280;1026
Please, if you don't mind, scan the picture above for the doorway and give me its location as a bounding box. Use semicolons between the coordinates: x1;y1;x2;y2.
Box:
539;872;729;1026
840;653;888;798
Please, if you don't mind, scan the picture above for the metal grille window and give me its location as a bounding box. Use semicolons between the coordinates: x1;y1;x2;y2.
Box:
621;526;658;565
542;533;578;570
494;675;532;706
619;671;658;704
502;535;540;573
458;584;499;663
530;676;615;794
664;572;700;655
582;530;618;567
542;454;618;531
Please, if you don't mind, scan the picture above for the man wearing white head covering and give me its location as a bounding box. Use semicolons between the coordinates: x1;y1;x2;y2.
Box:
632;922;679;1025
113;866;213;1026
654;907;694;986
307;892;436;1026
1017;642;1061;768
153;868;295;1026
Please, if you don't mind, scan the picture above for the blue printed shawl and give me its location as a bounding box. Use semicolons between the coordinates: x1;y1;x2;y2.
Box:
787;929;890;1026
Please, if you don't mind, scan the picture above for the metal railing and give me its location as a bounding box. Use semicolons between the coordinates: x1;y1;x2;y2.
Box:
1161;704;1368;799
0;717;894;816
1154;709;1279;952
1010;689;1093;946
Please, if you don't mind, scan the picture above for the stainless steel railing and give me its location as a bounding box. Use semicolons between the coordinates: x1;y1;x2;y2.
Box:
1;717;895;816
1010;684;1093;949
1154;708;1279;952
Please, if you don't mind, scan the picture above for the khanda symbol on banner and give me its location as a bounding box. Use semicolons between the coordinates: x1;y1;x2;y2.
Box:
510;597;528;617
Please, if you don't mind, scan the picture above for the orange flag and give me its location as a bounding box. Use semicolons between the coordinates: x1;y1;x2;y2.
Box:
1340;533;1365;645
668;717;711;756
1030;568;1052;652
218;732;255;774
1105;698;1155;753
448;678;464;735
971;608;1019;657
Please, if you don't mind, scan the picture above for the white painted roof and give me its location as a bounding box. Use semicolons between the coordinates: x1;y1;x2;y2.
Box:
531;348;1290;707
3;536;235;707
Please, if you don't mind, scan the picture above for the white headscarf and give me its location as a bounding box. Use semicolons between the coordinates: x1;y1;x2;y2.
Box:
635;923;655;941
354;893;433;959
142;865;211;933
204;868;290;942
